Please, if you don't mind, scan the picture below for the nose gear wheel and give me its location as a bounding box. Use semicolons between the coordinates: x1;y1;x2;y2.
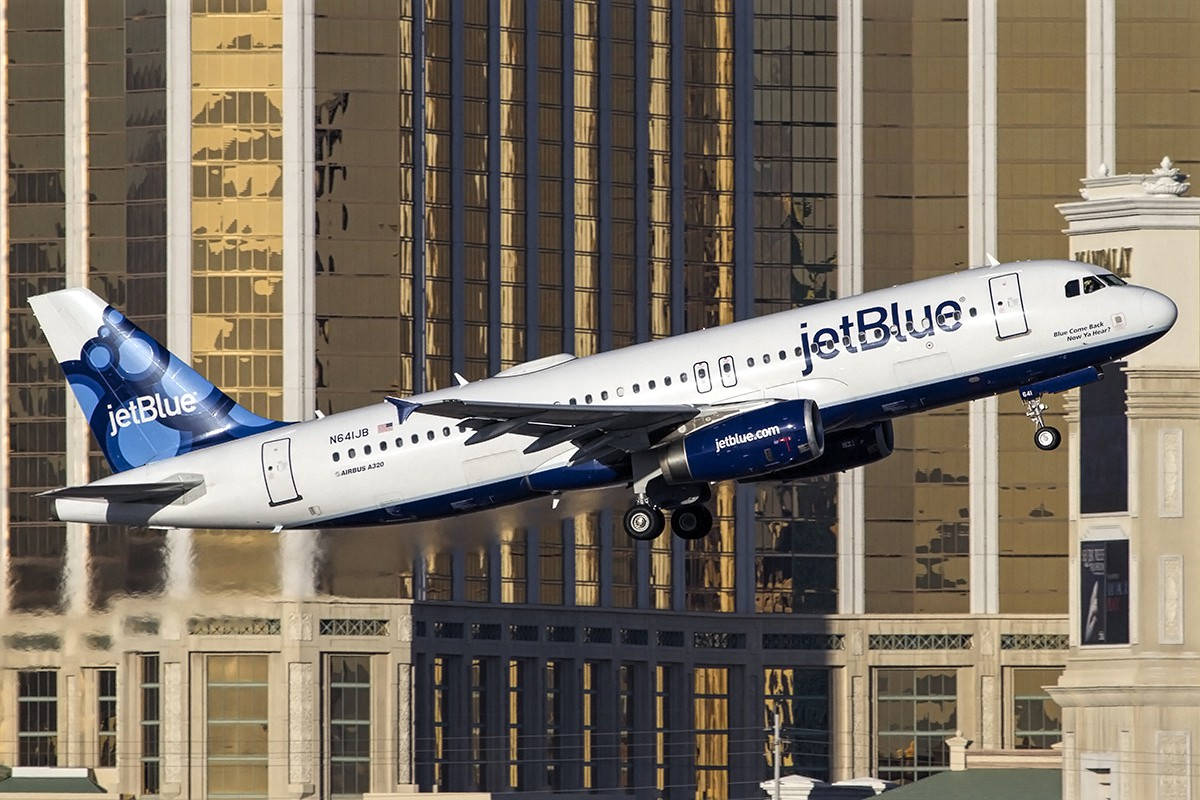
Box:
1023;395;1061;451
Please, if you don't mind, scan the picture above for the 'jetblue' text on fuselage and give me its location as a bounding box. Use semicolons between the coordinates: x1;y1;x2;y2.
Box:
795;300;964;377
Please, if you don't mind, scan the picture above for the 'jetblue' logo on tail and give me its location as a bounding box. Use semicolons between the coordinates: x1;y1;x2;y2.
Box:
106;392;200;436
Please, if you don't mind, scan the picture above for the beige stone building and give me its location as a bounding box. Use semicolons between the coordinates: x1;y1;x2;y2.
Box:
1051;162;1200;799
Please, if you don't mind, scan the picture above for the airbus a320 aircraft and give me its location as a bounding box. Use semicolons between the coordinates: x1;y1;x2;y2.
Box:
30;259;1176;541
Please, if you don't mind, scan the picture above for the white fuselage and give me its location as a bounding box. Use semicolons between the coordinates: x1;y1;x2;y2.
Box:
53;260;1175;530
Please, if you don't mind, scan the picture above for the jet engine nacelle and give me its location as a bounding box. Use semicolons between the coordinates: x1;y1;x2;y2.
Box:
658;399;824;484
743;420;894;482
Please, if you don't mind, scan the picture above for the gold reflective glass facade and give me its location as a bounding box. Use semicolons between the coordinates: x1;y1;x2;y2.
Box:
463;3;491;379
425;0;453;390
536;1;565;356
6;1;67;612
500;526;527;603
87;0;170;608
996;0;1083;613
683;0;735;330
190;0;284;419
862;0;970;613
752;1;839;616
609;1;636;346
499;0;526;366
572;0;600;355
686;483;736;612
574;512;600;606
648;0;672;337
1115;0;1200;176
314;0;414;409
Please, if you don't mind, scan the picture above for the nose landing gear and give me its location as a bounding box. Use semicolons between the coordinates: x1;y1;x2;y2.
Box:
1023;394;1062;451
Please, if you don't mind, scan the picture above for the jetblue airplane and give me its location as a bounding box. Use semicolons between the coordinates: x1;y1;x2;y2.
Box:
30;259;1176;541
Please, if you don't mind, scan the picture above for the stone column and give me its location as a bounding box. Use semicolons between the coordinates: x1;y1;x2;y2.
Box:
1053;159;1200;800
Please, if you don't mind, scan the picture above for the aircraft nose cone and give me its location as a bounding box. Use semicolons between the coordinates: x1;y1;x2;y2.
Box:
1140;288;1178;332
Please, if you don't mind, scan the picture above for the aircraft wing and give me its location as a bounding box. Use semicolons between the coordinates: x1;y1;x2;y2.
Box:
416;399;701;462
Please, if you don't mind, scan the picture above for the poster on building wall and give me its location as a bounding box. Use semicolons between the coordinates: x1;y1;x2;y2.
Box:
1081;539;1130;645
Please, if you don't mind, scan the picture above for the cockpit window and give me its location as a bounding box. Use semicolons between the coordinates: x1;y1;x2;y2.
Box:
1065;279;1080;298
1100;274;1125;286
1082;275;1105;294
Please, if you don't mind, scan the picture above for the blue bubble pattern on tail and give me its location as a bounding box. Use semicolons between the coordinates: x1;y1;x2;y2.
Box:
61;305;287;472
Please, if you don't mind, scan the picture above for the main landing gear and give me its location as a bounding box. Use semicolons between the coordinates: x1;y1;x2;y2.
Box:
1023;394;1062;451
623;482;715;541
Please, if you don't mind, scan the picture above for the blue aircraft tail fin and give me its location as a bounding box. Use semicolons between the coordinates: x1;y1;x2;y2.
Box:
29;288;285;472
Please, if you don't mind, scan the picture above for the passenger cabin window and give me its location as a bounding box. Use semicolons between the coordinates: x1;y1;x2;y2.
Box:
1065;280;1080;297
1082;276;1104;294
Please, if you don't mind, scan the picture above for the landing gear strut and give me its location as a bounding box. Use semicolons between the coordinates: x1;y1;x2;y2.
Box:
1023;394;1061;451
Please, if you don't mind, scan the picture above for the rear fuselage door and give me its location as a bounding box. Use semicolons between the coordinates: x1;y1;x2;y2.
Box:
693;361;713;393
261;438;301;506
988;272;1029;339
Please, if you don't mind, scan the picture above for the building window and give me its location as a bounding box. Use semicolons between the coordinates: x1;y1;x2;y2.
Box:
755;477;838;614
140;655;161;794
328;655;371;798
507;659;526;790
424;548;453;601
655;665;674;794
544;660;563;789
18;670;57;766
98;668;117;768
465;545;489;602
1079;361;1128;513
207;655;269;800
875;669;957;784
1081;539;1130;645
500;528;527;603
651;535;672;610
618;664;635;788
763;667;831;781
539;525;564;605
432;657;448;790
582;662;597;788
612;528;635;608
694;667;730;798
469;658;487;790
574;513;600;606
1011;668;1063;749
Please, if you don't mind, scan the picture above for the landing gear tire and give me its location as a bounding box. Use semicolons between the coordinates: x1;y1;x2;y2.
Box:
1022;393;1061;453
671;503;713;540
624;504;666;541
1034;425;1061;451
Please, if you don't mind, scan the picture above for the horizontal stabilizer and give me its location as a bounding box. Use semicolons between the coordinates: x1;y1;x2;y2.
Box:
38;480;202;504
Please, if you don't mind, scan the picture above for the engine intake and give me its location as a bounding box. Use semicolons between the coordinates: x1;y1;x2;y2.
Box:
743;420;894;482
658;399;824;484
